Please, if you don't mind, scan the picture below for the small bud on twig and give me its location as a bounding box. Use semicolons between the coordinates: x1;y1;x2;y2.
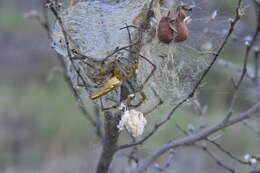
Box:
211;10;218;20
238;7;245;17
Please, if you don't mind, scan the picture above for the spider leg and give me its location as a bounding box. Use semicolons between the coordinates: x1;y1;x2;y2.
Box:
100;91;122;111
101;102;121;111
73;66;98;88
115;52;157;108
122;48;157;92
76;75;100;88
120;79;146;108
124;23;132;45
115;59;130;77
129;53;161;108
119;25;139;31
100;82;144;111
77;64;114;91
129;91;147;108
137;54;157;90
120;23;148;108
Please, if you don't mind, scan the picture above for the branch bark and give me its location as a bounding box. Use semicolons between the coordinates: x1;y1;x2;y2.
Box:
96;111;121;173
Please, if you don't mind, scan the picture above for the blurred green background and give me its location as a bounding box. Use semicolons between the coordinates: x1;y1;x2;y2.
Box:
0;0;259;173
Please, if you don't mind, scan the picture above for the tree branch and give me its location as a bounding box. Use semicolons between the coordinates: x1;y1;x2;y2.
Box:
131;101;260;173
96;111;121;173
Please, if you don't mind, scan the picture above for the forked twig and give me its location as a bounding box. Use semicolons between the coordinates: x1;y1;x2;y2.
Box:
131;101;260;173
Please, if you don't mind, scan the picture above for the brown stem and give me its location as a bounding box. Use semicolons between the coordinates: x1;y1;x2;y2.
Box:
96;111;121;173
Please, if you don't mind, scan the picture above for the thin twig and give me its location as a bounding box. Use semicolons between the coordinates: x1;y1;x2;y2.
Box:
120;153;139;164
177;123;249;169
253;49;260;100
243;120;260;137
131;101;260;173
152;151;175;173
42;0;51;37
176;124;235;173
227;0;260;119
206;139;250;165
227;43;250;118
199;145;236;173
217;59;254;79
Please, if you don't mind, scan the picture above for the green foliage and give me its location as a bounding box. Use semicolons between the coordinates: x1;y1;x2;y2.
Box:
0;8;26;30
0;80;93;140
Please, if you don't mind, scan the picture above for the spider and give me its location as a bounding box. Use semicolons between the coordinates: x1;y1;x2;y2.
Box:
74;28;157;110
48;0;164;112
